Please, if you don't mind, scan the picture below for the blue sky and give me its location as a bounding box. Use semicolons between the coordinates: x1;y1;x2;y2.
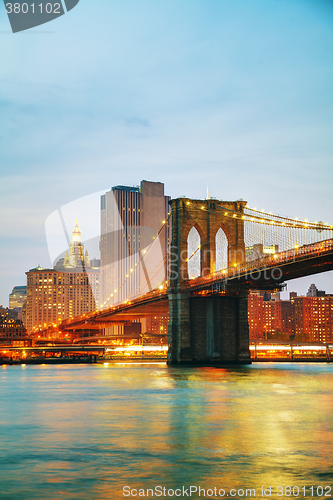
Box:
0;0;333;305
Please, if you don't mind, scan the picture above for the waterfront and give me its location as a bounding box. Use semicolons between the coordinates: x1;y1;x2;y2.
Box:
0;363;332;499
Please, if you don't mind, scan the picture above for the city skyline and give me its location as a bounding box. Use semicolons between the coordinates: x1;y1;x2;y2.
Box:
1;0;333;305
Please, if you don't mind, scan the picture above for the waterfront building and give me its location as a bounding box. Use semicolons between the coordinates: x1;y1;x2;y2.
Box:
0;306;19;320
25;222;99;334
248;287;333;342
144;315;169;337
0;318;27;339
292;295;333;343
0;307;27;343
248;293;263;339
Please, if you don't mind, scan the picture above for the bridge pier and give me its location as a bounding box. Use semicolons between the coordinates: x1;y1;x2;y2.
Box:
167;291;251;365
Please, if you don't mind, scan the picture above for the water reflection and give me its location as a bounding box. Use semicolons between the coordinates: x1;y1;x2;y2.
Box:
0;363;332;499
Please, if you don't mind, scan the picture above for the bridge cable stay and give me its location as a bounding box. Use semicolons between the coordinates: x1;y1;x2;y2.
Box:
183;201;333;283
188;201;332;257
100;214;171;309
242;207;333;256
104;249;170;309
120;249;171;303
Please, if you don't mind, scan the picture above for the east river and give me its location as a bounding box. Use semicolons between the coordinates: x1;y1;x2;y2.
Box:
0;363;332;499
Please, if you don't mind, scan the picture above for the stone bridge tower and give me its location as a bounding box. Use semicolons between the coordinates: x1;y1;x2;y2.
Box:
167;198;251;365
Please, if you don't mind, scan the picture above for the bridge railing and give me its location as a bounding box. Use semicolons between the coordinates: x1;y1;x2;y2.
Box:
186;238;333;289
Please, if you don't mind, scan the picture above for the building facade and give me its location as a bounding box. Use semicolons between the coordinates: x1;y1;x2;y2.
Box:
248;285;333;342
100;181;170;336
25;222;99;334
292;295;333;343
100;180;170;307
9;286;27;309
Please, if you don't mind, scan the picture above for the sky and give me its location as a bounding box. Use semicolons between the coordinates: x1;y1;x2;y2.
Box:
0;0;333;306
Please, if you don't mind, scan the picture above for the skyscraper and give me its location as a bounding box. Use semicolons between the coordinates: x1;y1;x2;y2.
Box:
100;180;170;307
9;286;27;310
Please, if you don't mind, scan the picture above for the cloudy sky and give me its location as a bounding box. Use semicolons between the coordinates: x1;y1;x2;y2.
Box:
1;0;332;306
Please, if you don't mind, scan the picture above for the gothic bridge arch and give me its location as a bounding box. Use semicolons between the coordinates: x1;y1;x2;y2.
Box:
169;198;247;287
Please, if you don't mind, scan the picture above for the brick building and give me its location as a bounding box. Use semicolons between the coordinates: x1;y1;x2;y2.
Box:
248;285;333;342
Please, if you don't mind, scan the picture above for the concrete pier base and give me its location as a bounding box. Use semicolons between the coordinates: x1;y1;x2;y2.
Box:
167;292;251;365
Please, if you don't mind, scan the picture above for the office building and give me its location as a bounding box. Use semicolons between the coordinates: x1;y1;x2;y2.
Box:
100;180;170;335
9;286;27;309
25;222;99;334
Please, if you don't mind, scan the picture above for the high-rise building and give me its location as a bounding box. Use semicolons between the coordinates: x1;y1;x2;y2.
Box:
248;293;263;339
306;283;325;298
100;180;170;307
25;222;99;334
9;286;27;309
292;295;333;343
100;180;170;336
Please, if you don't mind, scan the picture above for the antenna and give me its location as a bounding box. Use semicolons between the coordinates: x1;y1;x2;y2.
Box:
206;182;210;200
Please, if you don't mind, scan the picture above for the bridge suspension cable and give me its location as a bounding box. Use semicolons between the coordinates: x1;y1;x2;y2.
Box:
100;214;171;309
242;207;333;254
190;201;333;256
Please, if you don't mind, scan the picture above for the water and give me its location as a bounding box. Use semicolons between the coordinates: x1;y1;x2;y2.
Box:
0;363;332;499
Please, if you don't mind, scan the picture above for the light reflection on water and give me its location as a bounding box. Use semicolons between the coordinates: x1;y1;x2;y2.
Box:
0;363;332;499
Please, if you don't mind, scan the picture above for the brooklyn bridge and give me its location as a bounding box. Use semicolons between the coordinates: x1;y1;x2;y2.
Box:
58;197;333;365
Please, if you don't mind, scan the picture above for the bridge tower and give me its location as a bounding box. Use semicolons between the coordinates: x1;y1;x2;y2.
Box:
167;198;251;365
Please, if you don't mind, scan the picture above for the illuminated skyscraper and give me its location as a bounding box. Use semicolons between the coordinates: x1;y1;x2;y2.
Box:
100;180;170;307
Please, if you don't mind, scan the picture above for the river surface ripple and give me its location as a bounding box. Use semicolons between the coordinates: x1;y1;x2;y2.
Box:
0;363;332;499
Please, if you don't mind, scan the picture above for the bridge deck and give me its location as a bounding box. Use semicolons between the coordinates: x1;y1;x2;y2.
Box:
59;240;333;331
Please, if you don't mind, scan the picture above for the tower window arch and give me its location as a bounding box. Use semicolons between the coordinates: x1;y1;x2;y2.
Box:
187;226;201;278
216;228;228;271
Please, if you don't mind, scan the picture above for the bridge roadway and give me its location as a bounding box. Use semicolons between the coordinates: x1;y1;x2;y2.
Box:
60;239;333;332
